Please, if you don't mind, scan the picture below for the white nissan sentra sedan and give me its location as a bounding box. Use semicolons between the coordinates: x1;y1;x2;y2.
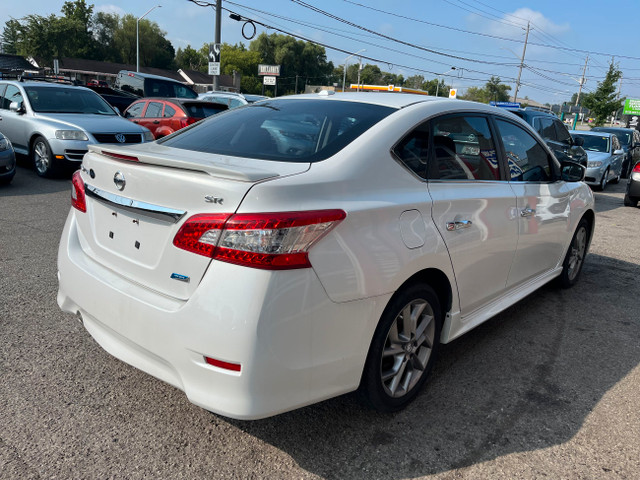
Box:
57;92;594;419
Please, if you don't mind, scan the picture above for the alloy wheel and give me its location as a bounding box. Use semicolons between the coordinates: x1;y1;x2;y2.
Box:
567;225;587;282
34;141;50;175
380;299;436;398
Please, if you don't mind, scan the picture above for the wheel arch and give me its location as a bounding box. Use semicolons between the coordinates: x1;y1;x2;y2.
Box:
581;208;596;250
391;268;453;322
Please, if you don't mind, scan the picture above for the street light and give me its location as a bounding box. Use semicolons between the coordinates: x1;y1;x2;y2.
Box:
435;67;456;97
342;49;366;92
137;5;162;72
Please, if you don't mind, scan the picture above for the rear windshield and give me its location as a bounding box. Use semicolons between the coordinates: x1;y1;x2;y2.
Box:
25;86;116;114
159;99;395;162
182;102;227;118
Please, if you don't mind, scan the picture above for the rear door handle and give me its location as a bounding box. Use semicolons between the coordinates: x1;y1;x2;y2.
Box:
446;220;472;231
152;120;160;124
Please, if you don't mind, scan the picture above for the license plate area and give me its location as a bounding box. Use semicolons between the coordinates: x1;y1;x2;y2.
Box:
91;200;173;268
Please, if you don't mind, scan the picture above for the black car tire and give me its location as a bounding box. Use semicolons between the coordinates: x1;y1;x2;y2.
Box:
0;173;15;185
613;170;621;184
558;217;590;289
359;283;442;412
31;136;58;178
598;169;609;191
624;193;638;207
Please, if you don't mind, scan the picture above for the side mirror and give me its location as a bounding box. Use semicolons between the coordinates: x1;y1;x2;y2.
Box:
572;136;584;147
9;101;25;114
613;149;624;155
561;160;586;182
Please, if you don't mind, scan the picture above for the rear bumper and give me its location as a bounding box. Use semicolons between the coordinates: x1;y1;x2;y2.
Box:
57;210;389;419
0;148;16;178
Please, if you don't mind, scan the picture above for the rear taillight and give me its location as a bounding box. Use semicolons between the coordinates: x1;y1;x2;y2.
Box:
101;151;139;162
633;162;640;173
173;210;346;270
71;170;86;212
179;117;198;128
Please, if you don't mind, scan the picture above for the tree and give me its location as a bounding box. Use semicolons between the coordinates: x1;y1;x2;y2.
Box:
1;19;23;55
176;45;206;72
459;76;511;103
581;61;622;126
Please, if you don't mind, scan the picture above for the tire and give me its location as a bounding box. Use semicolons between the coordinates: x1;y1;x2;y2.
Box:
31;136;58;178
624;193;638;207
598;169;608;191
359;283;442;412
612;170;621;184
558;218;590;289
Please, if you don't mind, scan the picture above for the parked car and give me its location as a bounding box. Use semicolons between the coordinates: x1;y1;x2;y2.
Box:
624;160;640;207
198;91;268;109
506;107;588;167
0;131;16;184
0;79;153;177
87;79;109;88
57;93;594;420
114;71;198;99
590;126;640;177
123;98;228;139
570;130;624;190
84;84;139;113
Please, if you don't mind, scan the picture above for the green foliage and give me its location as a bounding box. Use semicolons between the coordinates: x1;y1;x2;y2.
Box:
459;76;511;103
176;45;206;72
1;1;174;69
581;61;622;126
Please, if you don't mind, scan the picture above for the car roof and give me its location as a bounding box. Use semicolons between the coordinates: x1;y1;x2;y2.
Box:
260;91;451;109
591;126;633;132
118;70;183;82
1;80;81;89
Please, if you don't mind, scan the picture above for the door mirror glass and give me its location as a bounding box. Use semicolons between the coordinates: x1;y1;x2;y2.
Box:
614;148;624;155
561;161;585;182
572;136;584;147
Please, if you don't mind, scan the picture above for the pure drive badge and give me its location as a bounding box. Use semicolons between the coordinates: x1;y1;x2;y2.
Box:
170;273;190;283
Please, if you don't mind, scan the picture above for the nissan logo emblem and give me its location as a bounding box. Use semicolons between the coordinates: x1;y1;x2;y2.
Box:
113;171;126;191
115;133;126;143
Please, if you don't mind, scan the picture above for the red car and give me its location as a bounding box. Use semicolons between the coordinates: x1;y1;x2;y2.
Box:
123;98;228;139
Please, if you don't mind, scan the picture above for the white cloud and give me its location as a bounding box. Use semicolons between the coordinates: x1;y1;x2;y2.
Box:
95;4;126;16
470;7;570;40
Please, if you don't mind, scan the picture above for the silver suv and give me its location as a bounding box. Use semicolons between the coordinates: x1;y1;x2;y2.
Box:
198;91;268;109
0;79;154;177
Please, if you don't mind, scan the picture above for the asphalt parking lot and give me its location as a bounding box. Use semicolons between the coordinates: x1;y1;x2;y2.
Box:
1;165;639;480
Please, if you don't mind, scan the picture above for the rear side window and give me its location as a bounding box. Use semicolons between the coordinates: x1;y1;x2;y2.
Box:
163;104;176;117
534;117;556;140
144;102;163;118
393;122;429;179
428;115;500;181
554;120;572;144
160;99;394;162
118;74;144;96
496;119;554;182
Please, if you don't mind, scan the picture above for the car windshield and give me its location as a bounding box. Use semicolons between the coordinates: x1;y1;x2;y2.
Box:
594;129;631;146
574;134;610;153
25;86;116;115
159;99;395;162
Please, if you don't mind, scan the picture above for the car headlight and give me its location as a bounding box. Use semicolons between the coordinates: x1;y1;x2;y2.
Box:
55;130;89;141
0;137;11;151
143;130;155;142
587;161;603;168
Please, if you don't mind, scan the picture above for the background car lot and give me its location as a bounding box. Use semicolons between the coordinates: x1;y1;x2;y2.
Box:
1;165;639;479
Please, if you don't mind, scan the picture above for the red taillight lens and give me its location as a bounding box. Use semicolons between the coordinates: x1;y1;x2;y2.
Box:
633;162;640;173
71;170;86;212
204;356;241;372
101;151;139;162
172;214;231;257
173;210;346;270
180;117;198;128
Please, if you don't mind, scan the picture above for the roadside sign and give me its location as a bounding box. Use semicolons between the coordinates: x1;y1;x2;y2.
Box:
263;76;276;86
490;101;521;108
208;43;221;76
623;98;640;116
449;88;457;99
258;64;280;76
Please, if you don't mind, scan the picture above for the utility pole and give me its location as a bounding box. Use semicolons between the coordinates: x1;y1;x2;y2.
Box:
295;74;299;94
513;21;530;103
575;55;588;106
213;0;222;91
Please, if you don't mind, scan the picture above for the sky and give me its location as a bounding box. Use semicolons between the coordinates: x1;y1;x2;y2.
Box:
1;0;639;105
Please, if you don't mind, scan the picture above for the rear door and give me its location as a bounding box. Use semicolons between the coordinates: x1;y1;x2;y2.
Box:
427;113;518;316
494;117;571;288
137;101;164;137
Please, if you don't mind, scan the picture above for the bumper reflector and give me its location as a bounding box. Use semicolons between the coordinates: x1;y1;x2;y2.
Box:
205;356;241;372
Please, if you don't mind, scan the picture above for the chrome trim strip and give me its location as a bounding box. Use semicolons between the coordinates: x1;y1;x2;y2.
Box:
84;184;186;223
